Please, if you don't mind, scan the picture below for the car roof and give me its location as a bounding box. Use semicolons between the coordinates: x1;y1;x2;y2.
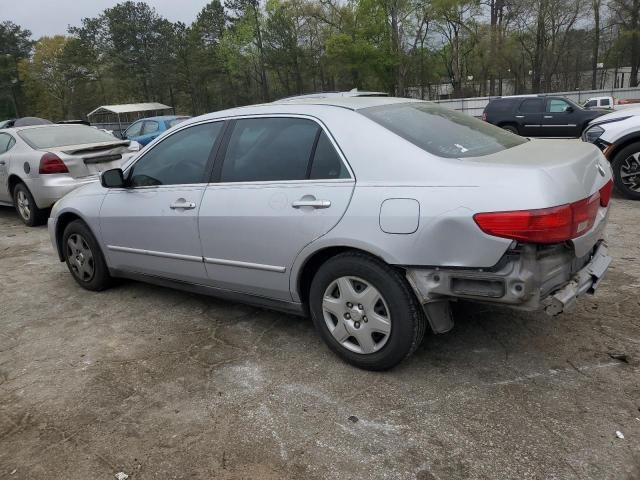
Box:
134;115;189;122
270;95;418;110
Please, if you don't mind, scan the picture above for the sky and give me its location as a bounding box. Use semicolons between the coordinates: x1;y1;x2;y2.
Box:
1;0;208;39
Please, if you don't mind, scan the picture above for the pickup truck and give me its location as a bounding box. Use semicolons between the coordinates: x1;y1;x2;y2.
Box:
583;96;640;111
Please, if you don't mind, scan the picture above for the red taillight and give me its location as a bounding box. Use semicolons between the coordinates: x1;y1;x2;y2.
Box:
474;192;602;244
39;153;68;174
599;179;613;207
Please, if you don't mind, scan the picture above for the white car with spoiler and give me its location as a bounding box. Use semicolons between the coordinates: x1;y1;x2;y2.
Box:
0;124;138;226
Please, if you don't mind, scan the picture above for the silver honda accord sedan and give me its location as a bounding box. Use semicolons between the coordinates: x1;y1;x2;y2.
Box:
48;97;613;370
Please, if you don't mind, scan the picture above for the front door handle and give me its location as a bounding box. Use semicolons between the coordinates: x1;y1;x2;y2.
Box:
543;115;553;119
169;200;196;210
515;115;525;119
292;199;331;209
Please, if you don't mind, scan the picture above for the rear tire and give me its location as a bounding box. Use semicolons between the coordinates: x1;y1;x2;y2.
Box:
62;220;112;291
309;252;427;370
611;142;640;200
13;183;48;227
500;124;519;135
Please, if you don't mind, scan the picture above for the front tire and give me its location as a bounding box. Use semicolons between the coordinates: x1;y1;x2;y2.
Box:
62;220;112;291
309;252;427;370
611;142;640;200
13;183;48;226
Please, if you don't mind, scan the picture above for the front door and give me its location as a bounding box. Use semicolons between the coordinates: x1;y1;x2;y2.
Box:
516;98;544;136
541;98;577;137
198;117;355;301
100;121;225;284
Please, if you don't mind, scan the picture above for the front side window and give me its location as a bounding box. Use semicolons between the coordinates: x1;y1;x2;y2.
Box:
124;121;143;138
142;121;159;135
584;100;597;108
221;118;319;182
519;99;544;113
360;102;527;158
129;122;223;187
548;99;570;113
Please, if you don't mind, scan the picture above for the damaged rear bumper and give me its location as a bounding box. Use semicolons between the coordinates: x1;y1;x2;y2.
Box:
541;242;611;315
406;241;611;321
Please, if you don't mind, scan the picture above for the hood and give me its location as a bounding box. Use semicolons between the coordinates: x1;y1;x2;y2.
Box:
587;106;640;126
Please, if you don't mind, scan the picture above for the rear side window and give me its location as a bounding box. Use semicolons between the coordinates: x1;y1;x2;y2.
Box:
360;102;527;158
601;98;610;106
19;125;119;149
221;118;325;182
310;132;349;179
519;99;544;113
129;122;223;186
486;100;514;113
0;133;13;154
166;118;189;128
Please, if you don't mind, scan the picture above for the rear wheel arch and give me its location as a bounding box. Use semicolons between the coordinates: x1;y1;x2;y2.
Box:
296;246;402;309
8;174;24;196
497;122;519;134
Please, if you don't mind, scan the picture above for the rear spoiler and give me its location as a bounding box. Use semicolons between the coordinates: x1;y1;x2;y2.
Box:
61;141;131;156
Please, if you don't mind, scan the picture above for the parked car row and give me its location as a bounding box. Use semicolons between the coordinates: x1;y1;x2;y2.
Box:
482;95;605;137
45;95;613;370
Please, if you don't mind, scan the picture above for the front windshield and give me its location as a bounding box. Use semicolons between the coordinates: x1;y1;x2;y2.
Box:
360;102;527;158
18;125;120;149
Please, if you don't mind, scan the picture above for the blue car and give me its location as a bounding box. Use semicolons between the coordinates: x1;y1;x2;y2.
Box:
121;115;190;146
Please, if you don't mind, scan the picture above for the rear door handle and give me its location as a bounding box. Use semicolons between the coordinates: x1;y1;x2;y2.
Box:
543;115;553;119
292;199;331;209
515;115;525;119
169;201;196;210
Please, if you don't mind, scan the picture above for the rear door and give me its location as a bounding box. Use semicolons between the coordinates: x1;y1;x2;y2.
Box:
0;133;15;202
100;120;225;284
516;98;544;136
198;116;355;301
541;98;577;137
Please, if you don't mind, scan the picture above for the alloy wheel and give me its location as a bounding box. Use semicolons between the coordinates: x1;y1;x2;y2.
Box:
321;276;392;354
620;152;640;192
67;233;95;282
16;190;31;221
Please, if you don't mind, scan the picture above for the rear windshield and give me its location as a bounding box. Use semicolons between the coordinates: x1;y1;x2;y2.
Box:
360;102;527;158
18;125;119;149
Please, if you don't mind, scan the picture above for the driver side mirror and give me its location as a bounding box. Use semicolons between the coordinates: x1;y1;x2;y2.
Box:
565;105;574;113
101;168;126;188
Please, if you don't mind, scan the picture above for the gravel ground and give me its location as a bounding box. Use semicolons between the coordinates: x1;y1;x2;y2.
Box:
0;195;639;480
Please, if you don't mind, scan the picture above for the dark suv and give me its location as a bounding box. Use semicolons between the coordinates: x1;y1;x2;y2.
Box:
483;96;606;137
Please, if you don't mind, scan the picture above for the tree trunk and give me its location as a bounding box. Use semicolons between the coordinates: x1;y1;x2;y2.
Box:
591;0;600;89
630;0;640;87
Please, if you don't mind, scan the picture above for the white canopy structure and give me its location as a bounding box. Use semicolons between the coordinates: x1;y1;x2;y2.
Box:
86;103;174;136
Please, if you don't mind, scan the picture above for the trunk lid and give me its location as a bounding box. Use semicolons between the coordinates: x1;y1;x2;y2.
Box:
46;141;132;178
464;139;610;205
